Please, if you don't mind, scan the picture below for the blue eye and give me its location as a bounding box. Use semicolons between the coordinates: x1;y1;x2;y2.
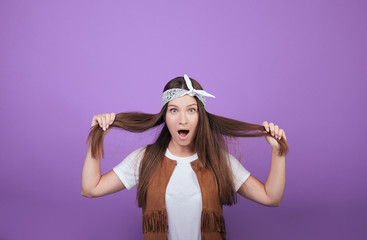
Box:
170;109;177;113
189;108;196;112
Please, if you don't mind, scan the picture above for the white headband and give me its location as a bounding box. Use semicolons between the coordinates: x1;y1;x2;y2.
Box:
161;74;215;110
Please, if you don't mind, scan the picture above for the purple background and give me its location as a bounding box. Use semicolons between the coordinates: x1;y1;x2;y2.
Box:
1;0;366;239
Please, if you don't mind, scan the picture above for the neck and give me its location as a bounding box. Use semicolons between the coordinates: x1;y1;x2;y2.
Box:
168;140;196;157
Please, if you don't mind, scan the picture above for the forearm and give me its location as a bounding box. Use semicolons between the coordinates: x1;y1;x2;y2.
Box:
81;143;102;196
264;148;286;205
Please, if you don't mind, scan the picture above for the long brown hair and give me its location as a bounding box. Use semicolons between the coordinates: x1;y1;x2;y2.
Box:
86;76;289;208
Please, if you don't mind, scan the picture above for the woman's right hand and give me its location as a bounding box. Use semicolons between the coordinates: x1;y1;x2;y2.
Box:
91;113;116;131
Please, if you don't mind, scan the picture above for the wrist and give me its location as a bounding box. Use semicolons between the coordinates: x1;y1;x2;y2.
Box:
271;147;280;153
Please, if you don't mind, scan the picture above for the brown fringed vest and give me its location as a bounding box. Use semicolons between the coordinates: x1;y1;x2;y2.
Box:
142;155;226;240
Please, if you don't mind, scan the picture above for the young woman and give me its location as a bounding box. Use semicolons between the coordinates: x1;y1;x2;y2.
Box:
81;74;289;240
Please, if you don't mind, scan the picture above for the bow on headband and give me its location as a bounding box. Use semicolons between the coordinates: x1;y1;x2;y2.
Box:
183;74;216;99
161;74;215;110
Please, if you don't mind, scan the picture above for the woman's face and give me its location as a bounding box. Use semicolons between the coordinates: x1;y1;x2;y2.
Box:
165;94;199;151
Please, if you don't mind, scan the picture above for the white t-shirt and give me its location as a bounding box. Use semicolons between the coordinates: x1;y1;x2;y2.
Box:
113;146;251;240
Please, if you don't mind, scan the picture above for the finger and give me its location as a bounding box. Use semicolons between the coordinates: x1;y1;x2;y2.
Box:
274;125;279;139
110;113;115;124
282;130;287;141
101;115;106;131
91;115;97;127
269;122;275;137
96;115;103;129
105;114;111;129
278;129;283;140
104;115;110;130
108;113;114;125
262;121;269;132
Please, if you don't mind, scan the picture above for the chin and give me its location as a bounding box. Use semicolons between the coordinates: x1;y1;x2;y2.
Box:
174;138;193;146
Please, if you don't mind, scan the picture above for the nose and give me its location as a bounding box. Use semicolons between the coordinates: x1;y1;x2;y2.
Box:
179;112;188;125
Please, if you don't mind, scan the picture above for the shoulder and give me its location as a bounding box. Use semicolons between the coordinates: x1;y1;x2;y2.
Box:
127;145;147;160
130;145;147;156
118;145;147;166
225;152;240;164
224;151;250;172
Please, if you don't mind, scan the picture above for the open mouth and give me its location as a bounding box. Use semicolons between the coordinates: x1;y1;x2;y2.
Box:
178;130;189;138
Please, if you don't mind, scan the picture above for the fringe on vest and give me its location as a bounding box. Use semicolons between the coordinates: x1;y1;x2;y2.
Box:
142;210;168;233
201;210;226;233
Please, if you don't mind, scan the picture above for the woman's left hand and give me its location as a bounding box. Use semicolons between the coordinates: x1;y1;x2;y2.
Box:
262;121;287;150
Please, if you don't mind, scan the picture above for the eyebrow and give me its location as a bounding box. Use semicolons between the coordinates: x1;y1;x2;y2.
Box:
168;103;197;108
